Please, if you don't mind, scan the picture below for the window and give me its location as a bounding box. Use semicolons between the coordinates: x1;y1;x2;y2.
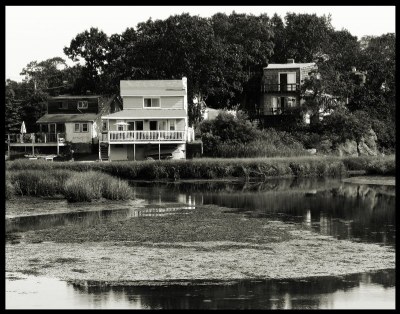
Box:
271;97;278;114
136;121;144;131
59;102;68;109
75;123;89;132
102;121;108;131
117;120;125;131
77;101;88;109
144;98;160;108
279;72;297;91
128;122;135;131
169;120;176;131
287;97;296;108
160;121;167;131
149;121;158;131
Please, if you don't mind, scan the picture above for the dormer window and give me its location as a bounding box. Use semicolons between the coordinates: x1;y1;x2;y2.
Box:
77;101;88;109
59;102;68;109
144;98;160;108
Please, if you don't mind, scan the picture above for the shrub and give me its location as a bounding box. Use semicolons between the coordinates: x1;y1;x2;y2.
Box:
64;172;103;202
8;170;69;197
5;173;15;200
64;171;133;202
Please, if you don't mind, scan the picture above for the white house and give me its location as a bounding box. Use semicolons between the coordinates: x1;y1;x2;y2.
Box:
99;77;194;161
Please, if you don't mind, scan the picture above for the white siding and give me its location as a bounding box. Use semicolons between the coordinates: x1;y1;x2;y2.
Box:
65;122;93;143
176;119;185;130
110;145;128;161
123;96;143;109
161;96;184;109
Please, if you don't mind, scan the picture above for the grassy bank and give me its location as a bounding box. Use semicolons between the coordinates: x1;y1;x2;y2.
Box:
6;169;134;202
6;155;394;181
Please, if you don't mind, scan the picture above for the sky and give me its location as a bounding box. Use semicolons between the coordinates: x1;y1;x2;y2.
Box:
6;5;396;82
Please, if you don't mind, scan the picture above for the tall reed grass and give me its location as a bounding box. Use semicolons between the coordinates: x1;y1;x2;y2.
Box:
6;168;134;202
64;171;133;202
5;156;378;181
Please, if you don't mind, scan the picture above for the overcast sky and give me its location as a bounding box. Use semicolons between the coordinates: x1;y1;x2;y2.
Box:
6;5;395;82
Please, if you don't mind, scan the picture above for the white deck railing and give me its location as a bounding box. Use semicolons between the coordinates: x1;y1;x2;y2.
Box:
107;130;187;142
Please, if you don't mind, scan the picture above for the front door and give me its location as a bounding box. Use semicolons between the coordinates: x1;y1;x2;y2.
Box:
49;123;56;142
280;73;288;91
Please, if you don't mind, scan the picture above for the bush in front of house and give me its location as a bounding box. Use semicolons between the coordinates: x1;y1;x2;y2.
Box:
197;111;309;158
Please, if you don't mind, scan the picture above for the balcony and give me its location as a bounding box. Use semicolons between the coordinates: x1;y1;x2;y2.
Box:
262;83;300;93
6;133;66;144
101;130;188;143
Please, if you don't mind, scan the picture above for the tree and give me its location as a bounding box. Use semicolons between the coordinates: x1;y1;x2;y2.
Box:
283;13;334;62
20;57;69;95
64;27;109;93
322;109;372;155
269;13;287;63
5;80;23;133
209;12;274;108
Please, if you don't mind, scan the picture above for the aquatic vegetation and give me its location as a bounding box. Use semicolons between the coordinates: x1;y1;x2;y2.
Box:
6;169;134;202
5;155;394;181
62;171;134;202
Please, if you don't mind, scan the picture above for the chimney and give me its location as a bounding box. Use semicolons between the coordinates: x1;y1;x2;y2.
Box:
287;59;295;64
182;77;187;92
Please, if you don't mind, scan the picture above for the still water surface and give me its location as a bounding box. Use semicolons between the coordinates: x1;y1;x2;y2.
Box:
6;177;396;309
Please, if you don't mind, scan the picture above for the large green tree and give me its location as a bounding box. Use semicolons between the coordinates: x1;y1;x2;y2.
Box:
64;27;109;93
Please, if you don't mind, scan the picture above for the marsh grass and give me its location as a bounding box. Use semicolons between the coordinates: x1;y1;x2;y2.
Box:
9;169;70;197
64;171;133;202
6;169;134;202
6;155;394;182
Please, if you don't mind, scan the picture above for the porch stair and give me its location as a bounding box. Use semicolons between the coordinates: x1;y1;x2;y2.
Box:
100;145;109;161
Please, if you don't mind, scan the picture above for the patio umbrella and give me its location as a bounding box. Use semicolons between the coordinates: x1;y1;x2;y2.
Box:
20;121;26;134
20;121;26;143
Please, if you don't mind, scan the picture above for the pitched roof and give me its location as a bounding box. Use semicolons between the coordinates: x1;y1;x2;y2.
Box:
102;109;187;119
264;63;316;69
50;95;101;99
36;114;99;123
120;80;186;96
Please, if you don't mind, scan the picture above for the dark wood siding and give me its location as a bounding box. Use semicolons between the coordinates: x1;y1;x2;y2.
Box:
47;98;99;114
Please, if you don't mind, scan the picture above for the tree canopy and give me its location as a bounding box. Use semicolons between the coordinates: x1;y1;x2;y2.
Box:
5;12;396;152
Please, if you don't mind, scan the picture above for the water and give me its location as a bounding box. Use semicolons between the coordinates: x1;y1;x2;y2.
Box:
6;177;396;309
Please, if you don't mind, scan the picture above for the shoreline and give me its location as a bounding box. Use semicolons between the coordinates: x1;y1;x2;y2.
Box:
5;198;146;219
342;176;395;186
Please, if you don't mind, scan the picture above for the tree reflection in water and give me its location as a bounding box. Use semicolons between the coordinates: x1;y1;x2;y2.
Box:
68;269;395;309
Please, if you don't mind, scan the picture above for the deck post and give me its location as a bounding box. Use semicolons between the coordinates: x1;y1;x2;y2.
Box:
108;143;111;161
32;133;35;155
56;133;60;155
44;133;47;143
7;134;10;158
134;143;136;161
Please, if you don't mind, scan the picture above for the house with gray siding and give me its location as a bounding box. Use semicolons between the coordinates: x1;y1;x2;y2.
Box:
260;59;316;126
36;95;122;154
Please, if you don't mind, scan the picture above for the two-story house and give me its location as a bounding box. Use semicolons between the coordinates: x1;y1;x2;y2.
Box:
99;78;193;161
260;59;316;126
36;95;122;154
